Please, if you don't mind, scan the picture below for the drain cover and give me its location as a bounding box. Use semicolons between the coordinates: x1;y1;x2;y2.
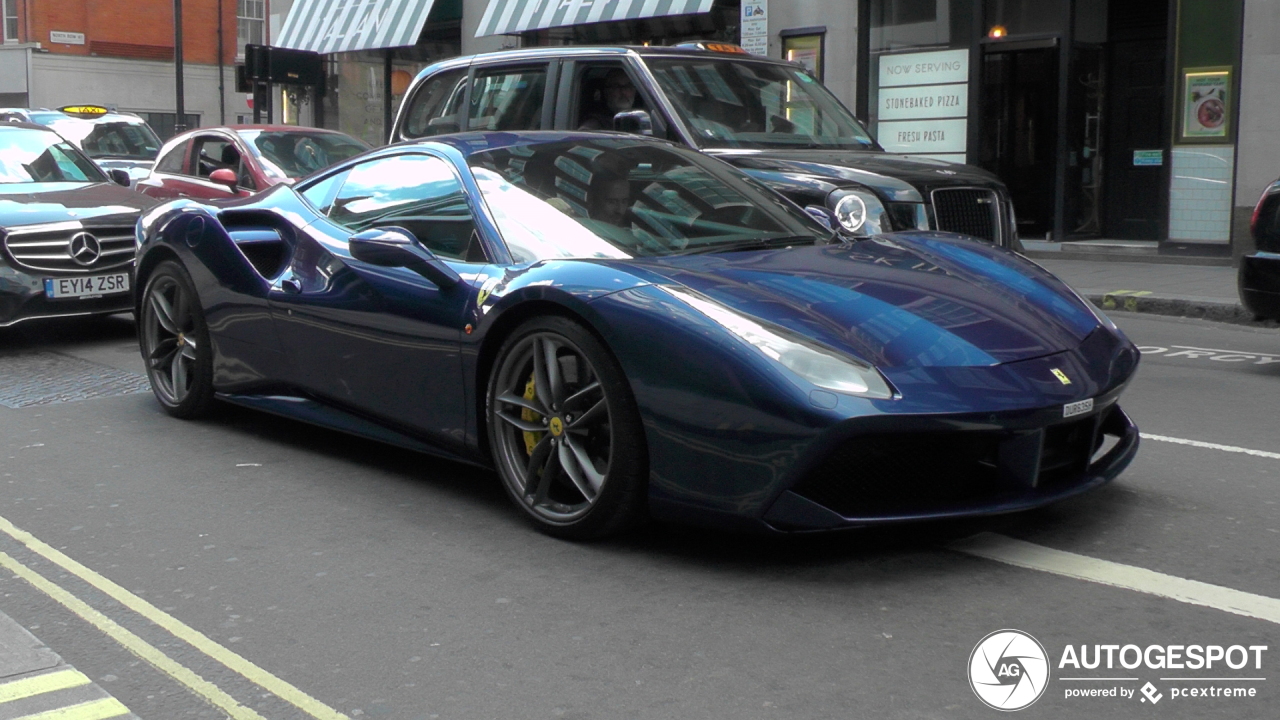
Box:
0;352;150;408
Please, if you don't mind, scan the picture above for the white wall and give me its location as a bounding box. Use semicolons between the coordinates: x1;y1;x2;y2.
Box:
739;1;862;113
1235;0;1280;233
29;53;250;128
462;0;515;57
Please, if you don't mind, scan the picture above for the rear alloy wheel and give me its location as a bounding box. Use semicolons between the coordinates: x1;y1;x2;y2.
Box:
487;316;647;539
139;261;214;418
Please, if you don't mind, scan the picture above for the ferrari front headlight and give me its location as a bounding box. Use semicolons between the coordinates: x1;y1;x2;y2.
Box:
667;287;894;399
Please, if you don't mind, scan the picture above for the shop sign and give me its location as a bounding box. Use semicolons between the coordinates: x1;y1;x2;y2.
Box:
50;31;86;45
741;1;768;56
1133;150;1164;166
879;83;968;121
876;119;968;155
879;48;968;88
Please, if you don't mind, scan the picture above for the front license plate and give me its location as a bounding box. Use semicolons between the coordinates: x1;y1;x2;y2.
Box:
1063;398;1094;418
43;273;131;299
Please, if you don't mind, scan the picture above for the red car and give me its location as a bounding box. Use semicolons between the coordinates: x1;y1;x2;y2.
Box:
136;125;370;200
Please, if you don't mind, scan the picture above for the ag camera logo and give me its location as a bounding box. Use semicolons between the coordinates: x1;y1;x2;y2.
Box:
969;629;1050;711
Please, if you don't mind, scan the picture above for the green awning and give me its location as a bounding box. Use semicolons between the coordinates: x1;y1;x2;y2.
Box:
475;0;716;38
276;0;440;54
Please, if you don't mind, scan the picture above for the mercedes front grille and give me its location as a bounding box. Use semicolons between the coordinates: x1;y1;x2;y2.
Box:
3;222;136;274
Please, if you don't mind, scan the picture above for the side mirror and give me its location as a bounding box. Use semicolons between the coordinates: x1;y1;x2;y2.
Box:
804;205;837;232
107;168;132;187
209;168;238;190
348;226;461;289
613;110;653;136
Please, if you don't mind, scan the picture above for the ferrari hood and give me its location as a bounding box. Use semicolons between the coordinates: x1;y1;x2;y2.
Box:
625;234;1102;369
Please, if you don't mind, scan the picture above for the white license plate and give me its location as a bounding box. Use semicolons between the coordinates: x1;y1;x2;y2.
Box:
1063;398;1094;418
43;273;131;299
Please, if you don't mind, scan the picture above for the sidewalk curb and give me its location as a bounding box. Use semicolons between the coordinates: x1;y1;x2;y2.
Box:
1084;291;1265;326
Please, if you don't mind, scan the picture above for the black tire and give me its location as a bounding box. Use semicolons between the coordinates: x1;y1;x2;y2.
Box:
138;261;215;419
486;315;647;539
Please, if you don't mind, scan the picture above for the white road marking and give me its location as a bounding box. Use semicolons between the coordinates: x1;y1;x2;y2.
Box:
1141;433;1280;460
1138;345;1280;364
950;533;1280;626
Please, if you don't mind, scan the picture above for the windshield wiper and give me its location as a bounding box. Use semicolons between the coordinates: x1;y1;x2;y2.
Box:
672;235;819;255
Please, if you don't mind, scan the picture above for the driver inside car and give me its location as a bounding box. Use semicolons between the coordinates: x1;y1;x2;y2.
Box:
579;69;639;131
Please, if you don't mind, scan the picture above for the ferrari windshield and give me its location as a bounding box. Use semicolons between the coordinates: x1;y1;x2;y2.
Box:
0;127;106;184
241;130;370;179
468;137;829;262
646;57;877;151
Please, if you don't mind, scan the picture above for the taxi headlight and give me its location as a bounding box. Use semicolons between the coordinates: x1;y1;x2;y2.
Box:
832;189;888;236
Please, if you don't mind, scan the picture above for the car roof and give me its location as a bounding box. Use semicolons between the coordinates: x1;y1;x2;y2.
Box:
0;121;59;133
422;44;798;73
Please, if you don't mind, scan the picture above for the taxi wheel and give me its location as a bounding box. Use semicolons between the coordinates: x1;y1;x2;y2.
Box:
140;261;214;419
487;316;648;540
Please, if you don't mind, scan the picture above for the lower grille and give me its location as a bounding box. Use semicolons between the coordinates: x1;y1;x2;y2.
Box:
3;224;136;274
792;408;1120;518
932;188;1000;243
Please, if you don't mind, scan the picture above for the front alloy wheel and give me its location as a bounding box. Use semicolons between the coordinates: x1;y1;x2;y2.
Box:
139;261;214;418
488;316;646;539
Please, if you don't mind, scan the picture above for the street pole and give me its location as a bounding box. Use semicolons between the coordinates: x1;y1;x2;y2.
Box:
174;0;186;134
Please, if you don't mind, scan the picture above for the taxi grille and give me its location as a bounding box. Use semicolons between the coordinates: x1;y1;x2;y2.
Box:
931;188;1001;243
2;224;136;274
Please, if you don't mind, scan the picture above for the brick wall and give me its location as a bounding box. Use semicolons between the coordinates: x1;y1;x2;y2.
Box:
25;0;239;65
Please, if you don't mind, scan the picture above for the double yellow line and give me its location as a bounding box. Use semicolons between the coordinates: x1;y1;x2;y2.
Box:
0;515;348;719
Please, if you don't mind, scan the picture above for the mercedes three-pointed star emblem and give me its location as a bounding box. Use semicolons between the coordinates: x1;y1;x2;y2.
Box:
67;231;101;267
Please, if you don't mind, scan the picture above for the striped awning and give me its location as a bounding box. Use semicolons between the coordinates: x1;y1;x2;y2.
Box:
475;0;715;38
276;0;439;54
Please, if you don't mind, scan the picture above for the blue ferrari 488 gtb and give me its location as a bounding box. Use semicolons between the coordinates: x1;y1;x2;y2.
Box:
135;132;1139;538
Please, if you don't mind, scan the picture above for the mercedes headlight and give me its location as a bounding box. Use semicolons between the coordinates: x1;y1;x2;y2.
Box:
831;188;888;236
667;287;894;399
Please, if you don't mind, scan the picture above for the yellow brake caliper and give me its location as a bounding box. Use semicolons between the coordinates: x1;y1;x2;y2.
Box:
521;375;543;454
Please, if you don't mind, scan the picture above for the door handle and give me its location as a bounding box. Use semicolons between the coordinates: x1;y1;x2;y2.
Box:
280;278;302;294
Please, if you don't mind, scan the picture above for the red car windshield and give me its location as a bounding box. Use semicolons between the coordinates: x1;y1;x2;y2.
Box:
240;130;370;179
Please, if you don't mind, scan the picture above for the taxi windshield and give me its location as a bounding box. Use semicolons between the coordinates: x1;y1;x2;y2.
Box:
646;57;878;151
0;128;107;184
42;118;162;161
467;137;829;262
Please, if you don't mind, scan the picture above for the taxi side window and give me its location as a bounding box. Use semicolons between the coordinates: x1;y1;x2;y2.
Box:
155;141;188;174
402;68;469;138
467;66;547;131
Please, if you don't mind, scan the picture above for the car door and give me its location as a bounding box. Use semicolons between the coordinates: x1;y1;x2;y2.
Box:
268;152;485;450
136;138;190;199
180;133;251;200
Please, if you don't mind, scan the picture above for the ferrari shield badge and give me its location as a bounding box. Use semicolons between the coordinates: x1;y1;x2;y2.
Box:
1051;368;1072;385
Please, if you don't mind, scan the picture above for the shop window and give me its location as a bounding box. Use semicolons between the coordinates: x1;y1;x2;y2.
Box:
3;0;18;43
237;0;265;59
467;67;548;132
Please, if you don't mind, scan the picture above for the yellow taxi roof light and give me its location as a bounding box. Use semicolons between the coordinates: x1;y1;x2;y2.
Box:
674;42;749;55
58;105;110;118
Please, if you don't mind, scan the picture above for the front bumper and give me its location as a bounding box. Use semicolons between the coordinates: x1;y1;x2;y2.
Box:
0;262;134;327
1239;252;1280;320
761;402;1137;531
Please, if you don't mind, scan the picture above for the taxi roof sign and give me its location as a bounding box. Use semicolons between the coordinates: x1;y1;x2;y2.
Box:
674;42;749;55
58;105;110;118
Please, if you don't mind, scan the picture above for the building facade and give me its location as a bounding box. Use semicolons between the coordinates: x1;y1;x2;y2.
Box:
0;0;250;136
450;0;1267;255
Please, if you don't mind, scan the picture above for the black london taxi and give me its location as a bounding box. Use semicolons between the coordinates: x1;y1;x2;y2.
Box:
0;122;154;327
391;43;1020;249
